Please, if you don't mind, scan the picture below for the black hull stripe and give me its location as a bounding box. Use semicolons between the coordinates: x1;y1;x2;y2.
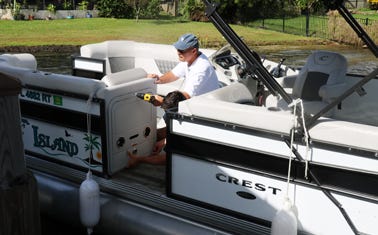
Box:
167;133;378;199
20;100;101;133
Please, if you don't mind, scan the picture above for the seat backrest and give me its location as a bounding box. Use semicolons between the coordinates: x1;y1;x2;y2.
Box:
101;68;147;87
292;50;347;102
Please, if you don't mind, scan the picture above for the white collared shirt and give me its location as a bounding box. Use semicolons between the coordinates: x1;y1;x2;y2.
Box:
171;52;219;97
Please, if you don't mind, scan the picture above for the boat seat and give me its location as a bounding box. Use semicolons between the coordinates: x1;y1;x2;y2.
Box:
266;50;348;116
201;82;253;104
80;40;180;75
101;68;147;86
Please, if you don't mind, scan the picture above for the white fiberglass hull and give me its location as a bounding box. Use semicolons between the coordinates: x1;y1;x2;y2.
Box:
168;117;377;235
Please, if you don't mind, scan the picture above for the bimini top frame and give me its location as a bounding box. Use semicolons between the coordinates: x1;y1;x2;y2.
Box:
203;0;378;131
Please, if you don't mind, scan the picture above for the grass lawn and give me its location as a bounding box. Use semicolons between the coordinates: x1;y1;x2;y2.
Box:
0;18;324;49
353;9;378;20
354;14;378;20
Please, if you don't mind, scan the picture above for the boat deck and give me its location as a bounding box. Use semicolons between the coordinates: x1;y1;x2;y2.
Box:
113;163;166;194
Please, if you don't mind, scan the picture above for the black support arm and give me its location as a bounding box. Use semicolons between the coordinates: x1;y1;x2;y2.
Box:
337;4;378;57
324;0;378;57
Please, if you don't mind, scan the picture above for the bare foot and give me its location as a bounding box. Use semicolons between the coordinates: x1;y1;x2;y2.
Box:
153;138;166;154
126;151;139;168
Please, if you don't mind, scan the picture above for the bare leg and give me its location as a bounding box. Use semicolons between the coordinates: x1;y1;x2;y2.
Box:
127;151;166;168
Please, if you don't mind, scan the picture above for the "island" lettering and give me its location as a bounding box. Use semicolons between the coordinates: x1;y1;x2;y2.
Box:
32;125;78;157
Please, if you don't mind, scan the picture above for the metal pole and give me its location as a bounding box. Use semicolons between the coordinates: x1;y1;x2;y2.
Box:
0;72;41;235
282;0;285;33
203;0;293;103
305;5;310;37
0;73;25;180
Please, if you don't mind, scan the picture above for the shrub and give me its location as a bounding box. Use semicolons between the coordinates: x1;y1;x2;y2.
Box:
179;0;206;21
47;3;56;14
12;2;25;20
369;2;378;10
140;0;161;19
63;0;72;10
97;0;133;18
78;0;89;11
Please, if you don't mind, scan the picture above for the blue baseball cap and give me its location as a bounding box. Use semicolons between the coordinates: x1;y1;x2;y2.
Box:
173;33;199;50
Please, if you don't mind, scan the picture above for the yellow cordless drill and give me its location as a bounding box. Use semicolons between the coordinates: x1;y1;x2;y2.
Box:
135;93;156;103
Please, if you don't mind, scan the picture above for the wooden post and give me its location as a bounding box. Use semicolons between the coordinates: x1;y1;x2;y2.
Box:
0;73;41;235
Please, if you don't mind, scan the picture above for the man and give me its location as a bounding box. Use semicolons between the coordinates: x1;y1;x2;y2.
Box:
148;33;219;106
127;33;219;168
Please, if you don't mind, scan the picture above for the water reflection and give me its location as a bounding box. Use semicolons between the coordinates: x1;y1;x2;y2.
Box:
255;45;378;75
34;45;378;75
35;52;77;75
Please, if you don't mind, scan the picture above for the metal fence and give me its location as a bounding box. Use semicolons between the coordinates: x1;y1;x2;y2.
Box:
249;15;378;42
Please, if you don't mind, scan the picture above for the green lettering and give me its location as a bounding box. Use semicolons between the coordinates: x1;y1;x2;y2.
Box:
32;125;40;147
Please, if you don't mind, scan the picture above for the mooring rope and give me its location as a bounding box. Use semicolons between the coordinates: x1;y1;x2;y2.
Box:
286;98;360;235
86;96;93;170
287;98;311;193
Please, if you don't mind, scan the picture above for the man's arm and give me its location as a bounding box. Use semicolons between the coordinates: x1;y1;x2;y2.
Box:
148;71;179;84
181;91;191;99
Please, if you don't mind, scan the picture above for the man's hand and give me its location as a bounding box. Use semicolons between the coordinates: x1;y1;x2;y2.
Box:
149;95;162;106
147;74;161;84
148;71;179;84
136;93;163;106
147;95;161;106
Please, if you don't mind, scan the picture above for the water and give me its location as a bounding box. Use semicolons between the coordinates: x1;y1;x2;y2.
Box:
33;45;378;75
35;52;78;75
254;45;378;75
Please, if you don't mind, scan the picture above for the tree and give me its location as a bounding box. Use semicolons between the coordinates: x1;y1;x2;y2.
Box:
141;0;161;19
294;0;326;14
295;0;318;9
179;0;205;21
212;0;284;23
125;0;161;21
127;0;145;21
62;0;72;10
97;0;133;18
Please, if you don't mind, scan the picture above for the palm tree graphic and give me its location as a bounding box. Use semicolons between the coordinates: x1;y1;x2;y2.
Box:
83;133;102;166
